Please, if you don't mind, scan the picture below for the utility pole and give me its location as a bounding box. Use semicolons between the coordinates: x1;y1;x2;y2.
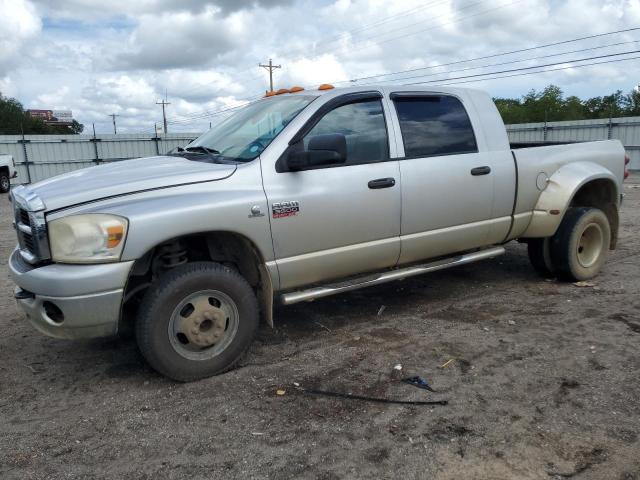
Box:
156;98;170;134
259;58;281;92
108;113;119;134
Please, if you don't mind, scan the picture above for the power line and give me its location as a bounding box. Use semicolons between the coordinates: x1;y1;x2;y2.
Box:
343;26;640;84
439;54;640;86
317;0;449;48
166;101;260;126
375;39;640;85
334;0;525;58
402;49;640;85
164;29;640;127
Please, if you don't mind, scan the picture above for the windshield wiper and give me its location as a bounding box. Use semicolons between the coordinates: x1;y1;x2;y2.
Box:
185;146;220;155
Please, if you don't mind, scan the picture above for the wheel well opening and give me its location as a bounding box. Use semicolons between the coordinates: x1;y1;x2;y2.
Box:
570;179;619;249
121;232;271;331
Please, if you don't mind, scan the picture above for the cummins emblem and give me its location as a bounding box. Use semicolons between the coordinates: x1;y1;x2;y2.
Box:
272;201;299;218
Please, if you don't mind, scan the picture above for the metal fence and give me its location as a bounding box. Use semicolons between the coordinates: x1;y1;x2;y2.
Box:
1;133;199;185
2;115;639;186
506;116;640;170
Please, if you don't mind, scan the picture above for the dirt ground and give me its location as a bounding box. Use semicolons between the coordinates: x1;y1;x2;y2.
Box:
1;176;639;480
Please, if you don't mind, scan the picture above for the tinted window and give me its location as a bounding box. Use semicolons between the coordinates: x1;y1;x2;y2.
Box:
304;99;388;165
394;96;477;158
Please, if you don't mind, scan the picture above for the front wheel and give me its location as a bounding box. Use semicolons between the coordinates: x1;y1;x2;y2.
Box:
135;262;259;381
551;207;611;282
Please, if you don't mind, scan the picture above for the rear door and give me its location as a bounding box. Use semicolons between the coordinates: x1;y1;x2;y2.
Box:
262;92;402;290
388;92;498;264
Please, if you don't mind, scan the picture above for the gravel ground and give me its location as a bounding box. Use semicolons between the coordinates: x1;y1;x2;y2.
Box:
1;175;639;480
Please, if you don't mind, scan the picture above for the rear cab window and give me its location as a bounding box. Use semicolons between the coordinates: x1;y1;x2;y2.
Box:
391;94;478;158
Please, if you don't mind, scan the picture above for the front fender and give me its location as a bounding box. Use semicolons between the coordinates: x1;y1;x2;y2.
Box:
521;161;618;238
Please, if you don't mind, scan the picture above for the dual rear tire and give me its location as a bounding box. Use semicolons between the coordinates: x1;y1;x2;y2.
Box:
528;207;611;281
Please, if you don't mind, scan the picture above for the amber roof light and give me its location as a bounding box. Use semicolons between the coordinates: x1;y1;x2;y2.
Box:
318;84;334;90
290;86;304;93
264;91;276;97
276;88;290;95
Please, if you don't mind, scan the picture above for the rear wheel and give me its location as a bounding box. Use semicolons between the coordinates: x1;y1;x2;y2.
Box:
0;172;10;193
135;262;259;381
527;237;555;278
551;207;611;281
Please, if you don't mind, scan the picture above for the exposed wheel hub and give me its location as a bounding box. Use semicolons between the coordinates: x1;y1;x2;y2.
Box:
168;290;239;360
181;302;227;347
577;222;604;268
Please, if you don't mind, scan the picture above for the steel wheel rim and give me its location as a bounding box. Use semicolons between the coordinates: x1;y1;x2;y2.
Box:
168;289;239;361
0;177;8;190
577;223;604;268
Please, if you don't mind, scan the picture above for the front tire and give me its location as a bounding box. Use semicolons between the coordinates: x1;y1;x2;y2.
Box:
0;172;10;193
551;207;611;282
135;262;259;382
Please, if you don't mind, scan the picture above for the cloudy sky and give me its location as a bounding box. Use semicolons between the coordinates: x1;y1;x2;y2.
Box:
1;0;639;133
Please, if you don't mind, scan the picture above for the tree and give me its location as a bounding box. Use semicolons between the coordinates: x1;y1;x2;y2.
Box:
0;92;84;134
494;85;640;124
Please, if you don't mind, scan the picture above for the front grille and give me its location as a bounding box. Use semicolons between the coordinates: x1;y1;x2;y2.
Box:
21;232;34;251
19;209;31;227
12;190;50;265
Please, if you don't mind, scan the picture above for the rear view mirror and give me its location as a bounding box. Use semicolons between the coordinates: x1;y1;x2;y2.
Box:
287;133;347;171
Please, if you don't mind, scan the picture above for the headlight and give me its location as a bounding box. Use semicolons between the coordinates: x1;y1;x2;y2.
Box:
49;214;128;264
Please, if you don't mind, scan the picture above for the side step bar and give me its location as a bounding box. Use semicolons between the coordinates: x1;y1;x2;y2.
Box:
280;246;506;305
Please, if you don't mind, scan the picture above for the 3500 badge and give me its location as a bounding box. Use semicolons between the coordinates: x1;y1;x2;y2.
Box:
272;201;300;218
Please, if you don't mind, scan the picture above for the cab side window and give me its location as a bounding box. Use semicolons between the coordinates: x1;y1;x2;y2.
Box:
393;95;478;158
303;99;388;166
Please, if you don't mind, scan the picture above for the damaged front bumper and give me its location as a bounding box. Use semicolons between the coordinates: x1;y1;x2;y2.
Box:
8;249;133;339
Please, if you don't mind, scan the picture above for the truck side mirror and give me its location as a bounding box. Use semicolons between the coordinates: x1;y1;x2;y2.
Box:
287;133;347;171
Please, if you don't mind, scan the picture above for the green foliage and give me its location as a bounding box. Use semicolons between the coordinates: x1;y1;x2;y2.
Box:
0;92;84;134
494;85;640;124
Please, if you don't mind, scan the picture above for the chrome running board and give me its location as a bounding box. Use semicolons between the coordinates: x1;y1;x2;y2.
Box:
280;246;505;305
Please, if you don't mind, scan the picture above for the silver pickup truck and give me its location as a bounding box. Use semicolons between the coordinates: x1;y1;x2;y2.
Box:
8;85;629;381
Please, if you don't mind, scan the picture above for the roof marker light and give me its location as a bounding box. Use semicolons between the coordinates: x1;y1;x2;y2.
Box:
290;86;304;93
318;84;334;90
276;88;290;95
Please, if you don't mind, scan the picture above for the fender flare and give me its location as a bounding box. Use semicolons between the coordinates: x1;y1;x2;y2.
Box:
521;161;618;238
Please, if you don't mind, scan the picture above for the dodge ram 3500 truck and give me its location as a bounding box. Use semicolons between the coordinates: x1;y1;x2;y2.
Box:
1;154;17;193
8;85;629;381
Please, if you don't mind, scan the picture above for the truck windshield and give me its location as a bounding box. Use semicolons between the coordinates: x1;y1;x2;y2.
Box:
188;95;316;162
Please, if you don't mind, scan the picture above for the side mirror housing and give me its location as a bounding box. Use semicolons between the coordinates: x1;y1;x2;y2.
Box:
286;133;347;171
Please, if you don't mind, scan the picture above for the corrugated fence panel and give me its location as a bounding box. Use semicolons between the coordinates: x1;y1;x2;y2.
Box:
2;117;640;187
0;133;200;185
28;162;96;183
507;116;640;170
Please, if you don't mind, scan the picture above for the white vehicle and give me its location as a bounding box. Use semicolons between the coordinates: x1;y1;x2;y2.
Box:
0;154;17;193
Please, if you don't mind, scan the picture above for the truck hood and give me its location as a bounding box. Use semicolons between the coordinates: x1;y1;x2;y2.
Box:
26;156;237;212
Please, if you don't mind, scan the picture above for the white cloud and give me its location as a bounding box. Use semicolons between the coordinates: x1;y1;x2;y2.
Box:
4;0;640;133
0;0;41;76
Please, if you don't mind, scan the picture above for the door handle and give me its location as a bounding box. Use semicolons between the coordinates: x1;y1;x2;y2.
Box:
368;177;396;189
470;166;491;176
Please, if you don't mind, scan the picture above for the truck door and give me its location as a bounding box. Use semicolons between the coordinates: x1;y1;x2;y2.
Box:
388;92;505;264
261;92;401;291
